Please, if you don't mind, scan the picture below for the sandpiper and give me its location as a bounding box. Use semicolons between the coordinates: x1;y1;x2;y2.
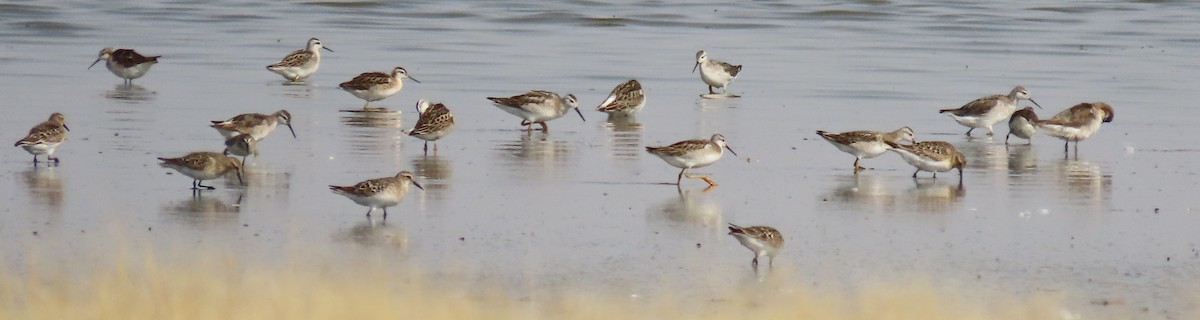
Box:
816;126;915;171
158;152;243;190
223;133;257;168
266;38;333;82
14;113;69;165
1006;106;1039;145
329;171;424;219
595;79;645;116
727;224;783;268
339;66;419;109
405;99;455;154
693;50;742;95
210;110;296;140
939;86;1042;136
89;48;160;85
487;90;584;131
1036;102;1115;154
646;134;737;186
885;141;967;180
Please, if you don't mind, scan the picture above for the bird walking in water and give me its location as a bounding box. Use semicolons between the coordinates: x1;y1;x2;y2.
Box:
693;50;742;96
14;113;69;165
405;99;455;155
330;171;424;220
816;126;914;171
209;110;296;141
1006;106;1039;145
223;133;257;169
266;38;333;83
487;90;584;132
1036;102;1115;155
340;66;419;110
158;152;244;190
90;48;160;85
727;224;783;269
939;86;1042;137
885;141;967;181
646;134;737;187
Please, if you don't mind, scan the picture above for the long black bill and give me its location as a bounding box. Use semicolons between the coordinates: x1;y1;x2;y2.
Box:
409;76;421;84
88;59;103;70
725;145;738;157
574;108;586;122
287;124;297;139
1029;99;1043;109
323;46;334;52
691;62;700;73
63;124;70;131
411;180;424;190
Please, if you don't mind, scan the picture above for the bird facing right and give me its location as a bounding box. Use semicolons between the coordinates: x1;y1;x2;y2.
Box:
727;224;783;268
223;133;258;168
266;38;333;83
89;48;160;85
406;99;455;154
645;134;737;186
339;66;419;110
1036;102;1115;154
816;126;914;171
210;110;296;141
595;79;646;116
157;152;243;190
938;86;1042;137
14;113;70;165
885;141;967;180
1006;106;1040;145
330;171;424;219
487;90;584;132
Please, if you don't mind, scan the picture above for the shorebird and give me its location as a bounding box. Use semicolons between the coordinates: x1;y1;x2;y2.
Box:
329;171;424;219
1006;106;1039;145
158;152;243;190
939;86;1042;136
595;79;645;116
339;66;419;110
816;126;914;171
646;134;737;186
727;224;783;268
209;110;296;140
14;113;69;165
885;141;967;180
405;99;455;154
1036;102;1115;154
266;38;333;82
487;90;584;131
693;50;742;95
89;48;160;85
223;133;257;168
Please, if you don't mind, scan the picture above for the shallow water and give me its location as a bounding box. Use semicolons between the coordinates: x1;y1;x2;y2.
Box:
2;0;1199;317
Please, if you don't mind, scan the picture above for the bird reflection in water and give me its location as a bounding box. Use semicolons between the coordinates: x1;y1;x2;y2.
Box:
602;114;642;161
820;173;896;213
1006;144;1038;174
104;83;155;102
340;111;404;156
649;186;722;230
956;139;1007;171
22;166;64;220
492;131;572;180
163;192;243;227
1054;158;1112;208
334;219;408;250
904;179;965;213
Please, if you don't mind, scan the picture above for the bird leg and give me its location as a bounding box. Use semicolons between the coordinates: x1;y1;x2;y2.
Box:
382;208;389;220
964;128;974;136
521;120;532;132
1063;141;1069;154
538;121;549;132
751;257;759;268
708;86;715;94
423;141;429;155
853;157;866;171
196;180;216;190
361;101;371;110
31;155;39;164
684;171;718;187
365;207;374;218
986;127;995;136
676;168;685;185
1005;133;1011;144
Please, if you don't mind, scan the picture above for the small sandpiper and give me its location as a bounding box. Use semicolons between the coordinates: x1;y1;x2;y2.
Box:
816;126;914;171
1036;102;1115;154
329;171;424;219
89;48;160;85
885;141;967;180
1006;106;1039;145
210;110;296;141
14;113;69;165
727;224;783;268
939;86;1042;136
223;133;257;168
646;134;737;186
595;79;645;116
405;99;455;155
266;38;333;83
339;66;419;110
158;152;243;190
693;50;742;95
487;90;584;131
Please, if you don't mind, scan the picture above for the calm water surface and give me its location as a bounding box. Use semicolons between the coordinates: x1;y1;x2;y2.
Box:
2;0;1199;317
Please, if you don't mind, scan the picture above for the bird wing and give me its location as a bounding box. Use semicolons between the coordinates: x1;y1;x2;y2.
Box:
941;94;1004;116
112;49;159;68
597;80;644;112
817;130;880;145
339;72;391;90
15;122;66;146
410;103;454;135
487;90;557;111
645;139;709;157
269;49;314;68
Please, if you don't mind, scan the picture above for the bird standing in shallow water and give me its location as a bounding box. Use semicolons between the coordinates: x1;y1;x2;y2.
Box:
158;152;243;190
727;224;783;269
14;113;69;165
90;48;160;85
405;99;455;155
329;171;424;220
1036;102;1115;155
210;110;296;141
1006;106;1039;145
646;134;737;187
223;133;257;169
816;126;914;171
693;50;742;95
595;79;646;117
266;38;333;83
487;90;584;132
339;66;419;110
885;141;967;181
939;86;1042;137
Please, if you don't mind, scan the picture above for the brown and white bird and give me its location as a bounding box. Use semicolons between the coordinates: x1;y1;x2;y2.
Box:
157;152;244;190
727;224;783;268
339;66;419;109
1006;106;1040;145
209;110;296;141
595;79;646;116
487;90;584;131
885;141;967;180
646;134;737;186
405;99;455;155
89;48;160;84
693;50;742;95
14;113;69;165
223;133;258;168
939;86;1042;136
816;126;914;171
1036;102;1115;154
266;38;333;82
329;171;424;219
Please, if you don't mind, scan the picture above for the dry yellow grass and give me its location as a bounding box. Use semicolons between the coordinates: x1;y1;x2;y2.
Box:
0;247;1132;320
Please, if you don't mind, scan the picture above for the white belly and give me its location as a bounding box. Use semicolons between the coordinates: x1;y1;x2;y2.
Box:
699;63;735;87
346;83;402;102
947;104;1016;129
654;148;722;169
892;149;955;172
829;140;890;159
20;141;61;155
268;61;319;81
1039;119;1102;142
1008;117;1037;139
411;124;453;142
107;62;155;80
168;165;225;181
